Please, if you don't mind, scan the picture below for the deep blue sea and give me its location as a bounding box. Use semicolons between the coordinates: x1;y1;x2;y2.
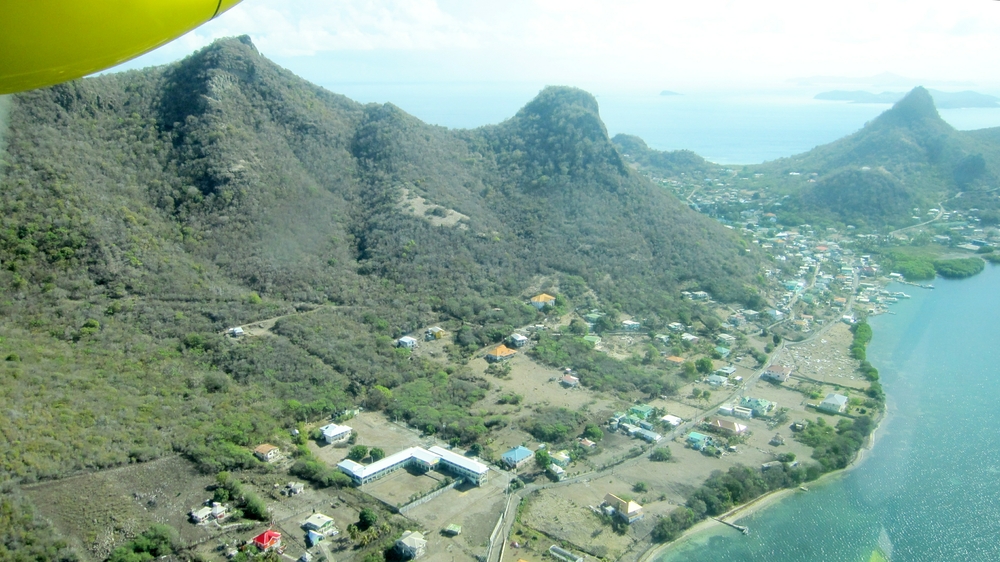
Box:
318;83;1000;164
655;265;1000;562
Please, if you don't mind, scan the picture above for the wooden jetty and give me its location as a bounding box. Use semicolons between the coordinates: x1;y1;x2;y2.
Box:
713;517;749;535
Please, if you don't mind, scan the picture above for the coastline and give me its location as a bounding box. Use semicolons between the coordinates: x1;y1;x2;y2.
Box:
637;343;889;562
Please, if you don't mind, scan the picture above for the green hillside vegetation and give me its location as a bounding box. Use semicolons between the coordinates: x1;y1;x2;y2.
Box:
0;36;763;551
611;134;716;177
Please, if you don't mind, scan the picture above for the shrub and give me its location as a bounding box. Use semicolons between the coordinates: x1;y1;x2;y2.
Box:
649;447;672;462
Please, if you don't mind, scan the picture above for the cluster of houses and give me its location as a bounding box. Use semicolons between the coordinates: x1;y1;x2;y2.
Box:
242;517;423;561
190;501;228;524
717;396;775;420
500;445;572;481
608;405;662;443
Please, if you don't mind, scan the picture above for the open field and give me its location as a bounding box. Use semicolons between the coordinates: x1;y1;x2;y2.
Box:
364;467;448;507
24;456;220;561
518;487;638;560
404;477;508;561
473;353;618;414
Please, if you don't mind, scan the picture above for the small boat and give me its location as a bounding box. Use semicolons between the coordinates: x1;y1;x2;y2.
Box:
799;486;809;491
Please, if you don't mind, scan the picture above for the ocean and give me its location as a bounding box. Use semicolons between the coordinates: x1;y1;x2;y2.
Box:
317;82;1000;164
655;265;1000;562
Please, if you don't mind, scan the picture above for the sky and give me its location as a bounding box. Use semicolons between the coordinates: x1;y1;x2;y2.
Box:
113;0;1000;94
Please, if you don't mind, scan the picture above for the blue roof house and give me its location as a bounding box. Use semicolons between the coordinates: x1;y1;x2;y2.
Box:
501;446;534;469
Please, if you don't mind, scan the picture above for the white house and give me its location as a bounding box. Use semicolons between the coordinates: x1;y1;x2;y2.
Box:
319;423;352;445
707;374;728;386
819;393;849;414
660;414;683;427
303;513;337;535
509;333;529;347
396;336;418;349
548;463;565;481
395;531;427;559
253;444;279;462
190;506;213;523
763;364;792;383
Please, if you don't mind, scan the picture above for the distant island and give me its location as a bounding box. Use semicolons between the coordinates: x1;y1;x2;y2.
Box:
660;90;681;96
816;89;999;108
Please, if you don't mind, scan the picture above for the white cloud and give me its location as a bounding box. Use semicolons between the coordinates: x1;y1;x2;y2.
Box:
113;0;1000;90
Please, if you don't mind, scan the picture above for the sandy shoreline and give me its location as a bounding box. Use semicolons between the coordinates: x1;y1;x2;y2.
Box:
637;345;888;562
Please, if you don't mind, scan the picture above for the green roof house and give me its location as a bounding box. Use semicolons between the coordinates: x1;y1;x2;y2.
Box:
629;404;654;420
739;397;775;417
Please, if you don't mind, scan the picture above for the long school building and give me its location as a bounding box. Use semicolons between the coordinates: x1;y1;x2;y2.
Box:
337;446;489;487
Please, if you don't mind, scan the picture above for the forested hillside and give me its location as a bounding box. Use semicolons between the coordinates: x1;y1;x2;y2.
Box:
0;35;759;496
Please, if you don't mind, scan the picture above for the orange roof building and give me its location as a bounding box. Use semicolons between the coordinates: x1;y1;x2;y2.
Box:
486;344;517;362
529;293;556;309
665;356;685;364
253;444;280;462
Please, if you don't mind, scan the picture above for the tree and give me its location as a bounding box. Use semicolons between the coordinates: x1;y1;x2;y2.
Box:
633;481;648;493
583;423;603;441
369;447;385;461
568;318;589;335
682;361;697;379
534;449;551;470
364;385;392;410
348;445;369;461
695;357;713;374
358;508;378;530
649;447;672;462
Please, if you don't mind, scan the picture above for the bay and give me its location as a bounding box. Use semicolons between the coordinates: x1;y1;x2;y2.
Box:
655;264;1000;562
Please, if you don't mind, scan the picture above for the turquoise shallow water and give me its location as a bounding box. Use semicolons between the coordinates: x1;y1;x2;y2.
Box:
657;265;1000;562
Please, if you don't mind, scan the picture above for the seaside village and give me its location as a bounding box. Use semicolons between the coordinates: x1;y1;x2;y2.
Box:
60;170;997;562
138;225;937;562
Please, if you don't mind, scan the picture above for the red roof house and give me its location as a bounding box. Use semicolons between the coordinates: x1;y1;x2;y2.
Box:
252;530;282;551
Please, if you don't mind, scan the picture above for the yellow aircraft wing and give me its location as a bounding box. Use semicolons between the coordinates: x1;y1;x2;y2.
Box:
0;0;243;95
